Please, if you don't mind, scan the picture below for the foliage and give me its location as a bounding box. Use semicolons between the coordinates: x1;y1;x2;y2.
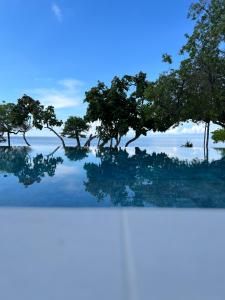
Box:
84;75;135;146
13;95;44;130
62;116;90;147
162;53;173;64
41;106;63;128
0;103;18;133
123;72;156;146
145;70;184;132
37;105;65;147
0;102;21;146
179;0;225;126
212;129;225;143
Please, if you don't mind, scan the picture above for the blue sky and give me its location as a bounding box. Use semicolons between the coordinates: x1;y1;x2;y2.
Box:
0;0;208;135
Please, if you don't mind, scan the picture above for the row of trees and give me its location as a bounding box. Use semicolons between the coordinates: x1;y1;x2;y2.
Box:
0;0;224;149
0;96;65;147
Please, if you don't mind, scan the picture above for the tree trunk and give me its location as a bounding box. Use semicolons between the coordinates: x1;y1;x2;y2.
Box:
115;135;121;148
46;126;66;148
203;123;207;149
84;134;97;147
97;138;101;147
206;121;210;149
47;146;60;158
23;132;31;146
99;140;108;148
7;132;11;147
125;134;141;147
204;122;210;161
110;138;113;148
76;134;81;148
203;122;207;158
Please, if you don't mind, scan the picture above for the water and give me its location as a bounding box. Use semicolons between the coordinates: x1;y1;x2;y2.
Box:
0;135;225;208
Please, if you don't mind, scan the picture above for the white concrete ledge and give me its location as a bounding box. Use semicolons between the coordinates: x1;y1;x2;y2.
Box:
0;208;225;300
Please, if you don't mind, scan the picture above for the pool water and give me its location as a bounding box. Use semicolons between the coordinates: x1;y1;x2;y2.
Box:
0;138;225;208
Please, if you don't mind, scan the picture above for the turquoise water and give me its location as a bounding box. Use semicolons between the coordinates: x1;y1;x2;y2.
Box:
0;135;225;208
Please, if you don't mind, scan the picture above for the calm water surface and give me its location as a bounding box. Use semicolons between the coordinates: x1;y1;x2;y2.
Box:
0;135;225;208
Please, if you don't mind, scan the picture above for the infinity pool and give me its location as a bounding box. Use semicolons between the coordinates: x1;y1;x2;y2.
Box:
0;141;225;207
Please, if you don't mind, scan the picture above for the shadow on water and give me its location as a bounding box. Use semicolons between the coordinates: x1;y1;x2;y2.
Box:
0;146;225;207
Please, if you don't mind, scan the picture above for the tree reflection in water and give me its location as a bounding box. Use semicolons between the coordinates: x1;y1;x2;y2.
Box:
84;148;225;207
0;147;63;187
1;146;225;208
64;147;89;161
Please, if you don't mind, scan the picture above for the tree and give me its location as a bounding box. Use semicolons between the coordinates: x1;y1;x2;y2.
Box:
179;0;225;150
13;95;66;148
11;95;44;146
105;76;135;147
84;76;134;147
212;128;225;143
41;106;65;148
11;100;32;146
84;81;108;145
62;116;90;147
0;103;20;147
124;72;155;147
145;69;186;135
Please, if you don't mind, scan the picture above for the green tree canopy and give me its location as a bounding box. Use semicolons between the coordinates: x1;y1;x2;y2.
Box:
0;103;20;147
212;128;225;143
62;116;90;147
84;76;135;147
179;0;225;147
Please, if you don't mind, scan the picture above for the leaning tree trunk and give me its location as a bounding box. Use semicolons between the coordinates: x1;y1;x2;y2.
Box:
125;134;141;147
45;126;66;148
7;132;11;147
99;140;108;148
84;134;97;147
97;137;101;147
23;132;31;146
47;146;60;158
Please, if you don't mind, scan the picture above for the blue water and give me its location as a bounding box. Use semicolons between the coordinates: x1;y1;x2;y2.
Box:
0;135;225;208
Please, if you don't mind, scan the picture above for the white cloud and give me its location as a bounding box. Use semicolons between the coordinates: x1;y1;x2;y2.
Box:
56;165;81;177
150;122;219;135
51;3;62;22
58;79;83;91
27;78;83;109
166;123;205;134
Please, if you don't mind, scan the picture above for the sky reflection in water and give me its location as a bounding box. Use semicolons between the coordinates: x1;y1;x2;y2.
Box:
0;143;225;208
